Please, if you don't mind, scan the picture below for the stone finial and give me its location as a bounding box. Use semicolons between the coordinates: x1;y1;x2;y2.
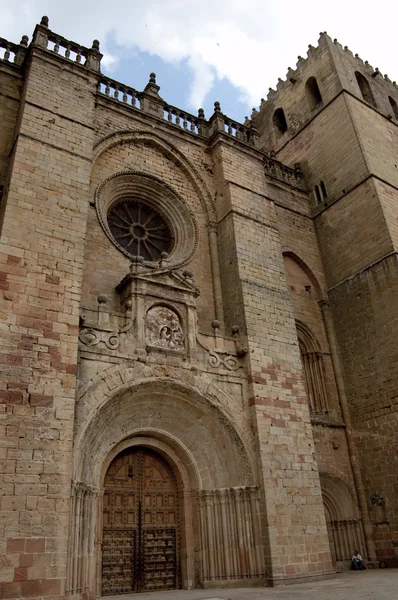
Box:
159;251;168;267
92;39;100;51
183;269;193;280
198;107;205;118
149;72;156;84
214;101;221;112
40;16;49;27
97;294;108;305
20;35;29;47
211;320;221;330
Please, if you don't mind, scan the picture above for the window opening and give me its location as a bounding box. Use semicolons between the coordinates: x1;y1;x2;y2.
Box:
306;77;323;109
273;108;288;133
355;72;377;108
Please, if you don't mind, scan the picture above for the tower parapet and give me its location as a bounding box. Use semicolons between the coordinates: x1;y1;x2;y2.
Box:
255;32;398;152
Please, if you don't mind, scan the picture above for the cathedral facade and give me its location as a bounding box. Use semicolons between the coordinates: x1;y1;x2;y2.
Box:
0;16;397;599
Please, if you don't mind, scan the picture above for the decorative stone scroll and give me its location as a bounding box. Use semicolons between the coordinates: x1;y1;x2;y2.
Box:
79;328;119;350
145;305;185;352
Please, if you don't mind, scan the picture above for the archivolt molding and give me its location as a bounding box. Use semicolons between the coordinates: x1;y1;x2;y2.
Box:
282;250;326;301
319;472;360;519
92;130;217;223
100;433;199;491
74;361;255;488
95;169;199;268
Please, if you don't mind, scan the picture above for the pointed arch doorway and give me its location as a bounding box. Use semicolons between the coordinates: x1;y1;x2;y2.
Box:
101;447;180;595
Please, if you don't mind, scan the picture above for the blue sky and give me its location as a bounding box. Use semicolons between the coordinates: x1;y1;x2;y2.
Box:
1;0;397;122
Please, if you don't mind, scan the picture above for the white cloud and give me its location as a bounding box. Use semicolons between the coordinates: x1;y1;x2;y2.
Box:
0;0;397;112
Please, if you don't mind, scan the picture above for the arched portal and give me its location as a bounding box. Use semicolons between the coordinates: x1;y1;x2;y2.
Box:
67;370;266;598
101;446;180;595
320;473;366;567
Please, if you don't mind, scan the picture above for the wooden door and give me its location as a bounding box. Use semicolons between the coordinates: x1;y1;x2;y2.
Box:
102;448;179;595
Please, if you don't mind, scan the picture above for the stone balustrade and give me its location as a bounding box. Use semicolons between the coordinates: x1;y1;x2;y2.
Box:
45;32;92;65
0;36;28;66
98;76;142;109
2;17;304;190
264;154;307;190
163;104;202;135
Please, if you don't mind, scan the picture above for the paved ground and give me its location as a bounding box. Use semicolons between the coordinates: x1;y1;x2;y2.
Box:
104;569;398;600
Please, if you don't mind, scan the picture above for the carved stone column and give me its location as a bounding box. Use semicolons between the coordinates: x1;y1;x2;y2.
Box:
66;483;100;598
199;487;265;586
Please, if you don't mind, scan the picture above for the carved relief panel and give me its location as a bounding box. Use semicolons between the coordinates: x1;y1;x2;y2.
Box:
78;261;199;361
145;305;185;352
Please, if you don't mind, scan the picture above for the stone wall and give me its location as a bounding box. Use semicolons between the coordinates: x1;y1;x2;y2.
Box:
0;24;99;599
0;60;21;220
1;15;397;600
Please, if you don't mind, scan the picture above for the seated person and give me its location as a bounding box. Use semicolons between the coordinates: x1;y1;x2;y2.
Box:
351;550;366;570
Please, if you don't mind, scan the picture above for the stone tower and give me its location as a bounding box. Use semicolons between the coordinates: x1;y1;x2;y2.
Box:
0;17;396;600
254;32;398;565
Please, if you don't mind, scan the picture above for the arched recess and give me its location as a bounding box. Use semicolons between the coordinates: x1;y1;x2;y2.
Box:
91;129;225;325
92;130;217;224
282;251;325;300
296;320;328;413
320;473;366;565
273;107;288;134
355;72;377;108
306;76;323;109
67;367;265;596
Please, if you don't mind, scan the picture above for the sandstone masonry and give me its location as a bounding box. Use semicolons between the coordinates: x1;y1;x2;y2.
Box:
0;18;396;600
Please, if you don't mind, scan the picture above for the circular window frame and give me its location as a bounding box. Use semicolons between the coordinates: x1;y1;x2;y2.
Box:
95;171;199;268
107;198;175;262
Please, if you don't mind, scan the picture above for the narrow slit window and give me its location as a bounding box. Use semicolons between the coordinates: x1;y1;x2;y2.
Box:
315;185;322;204
306;77;323;109
320;181;327;199
355;72;377;108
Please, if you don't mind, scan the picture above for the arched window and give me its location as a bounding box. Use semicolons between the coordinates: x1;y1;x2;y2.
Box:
273;108;288;134
355;72;377;108
388;96;398;120
306;76;323;109
314;182;326;204
296;320;328;413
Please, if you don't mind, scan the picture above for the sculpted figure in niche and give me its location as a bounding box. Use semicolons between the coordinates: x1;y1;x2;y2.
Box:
146;305;185;351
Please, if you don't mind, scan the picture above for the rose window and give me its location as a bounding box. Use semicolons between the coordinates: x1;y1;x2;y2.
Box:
107;200;174;261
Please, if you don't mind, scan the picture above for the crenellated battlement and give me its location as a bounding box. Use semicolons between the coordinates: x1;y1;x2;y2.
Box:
254;30;398;154
264;31;397;106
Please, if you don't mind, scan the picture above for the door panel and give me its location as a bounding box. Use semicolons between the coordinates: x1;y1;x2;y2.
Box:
102;448;179;594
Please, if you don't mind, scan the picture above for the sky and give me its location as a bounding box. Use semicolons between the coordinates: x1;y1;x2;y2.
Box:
1;0;397;122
